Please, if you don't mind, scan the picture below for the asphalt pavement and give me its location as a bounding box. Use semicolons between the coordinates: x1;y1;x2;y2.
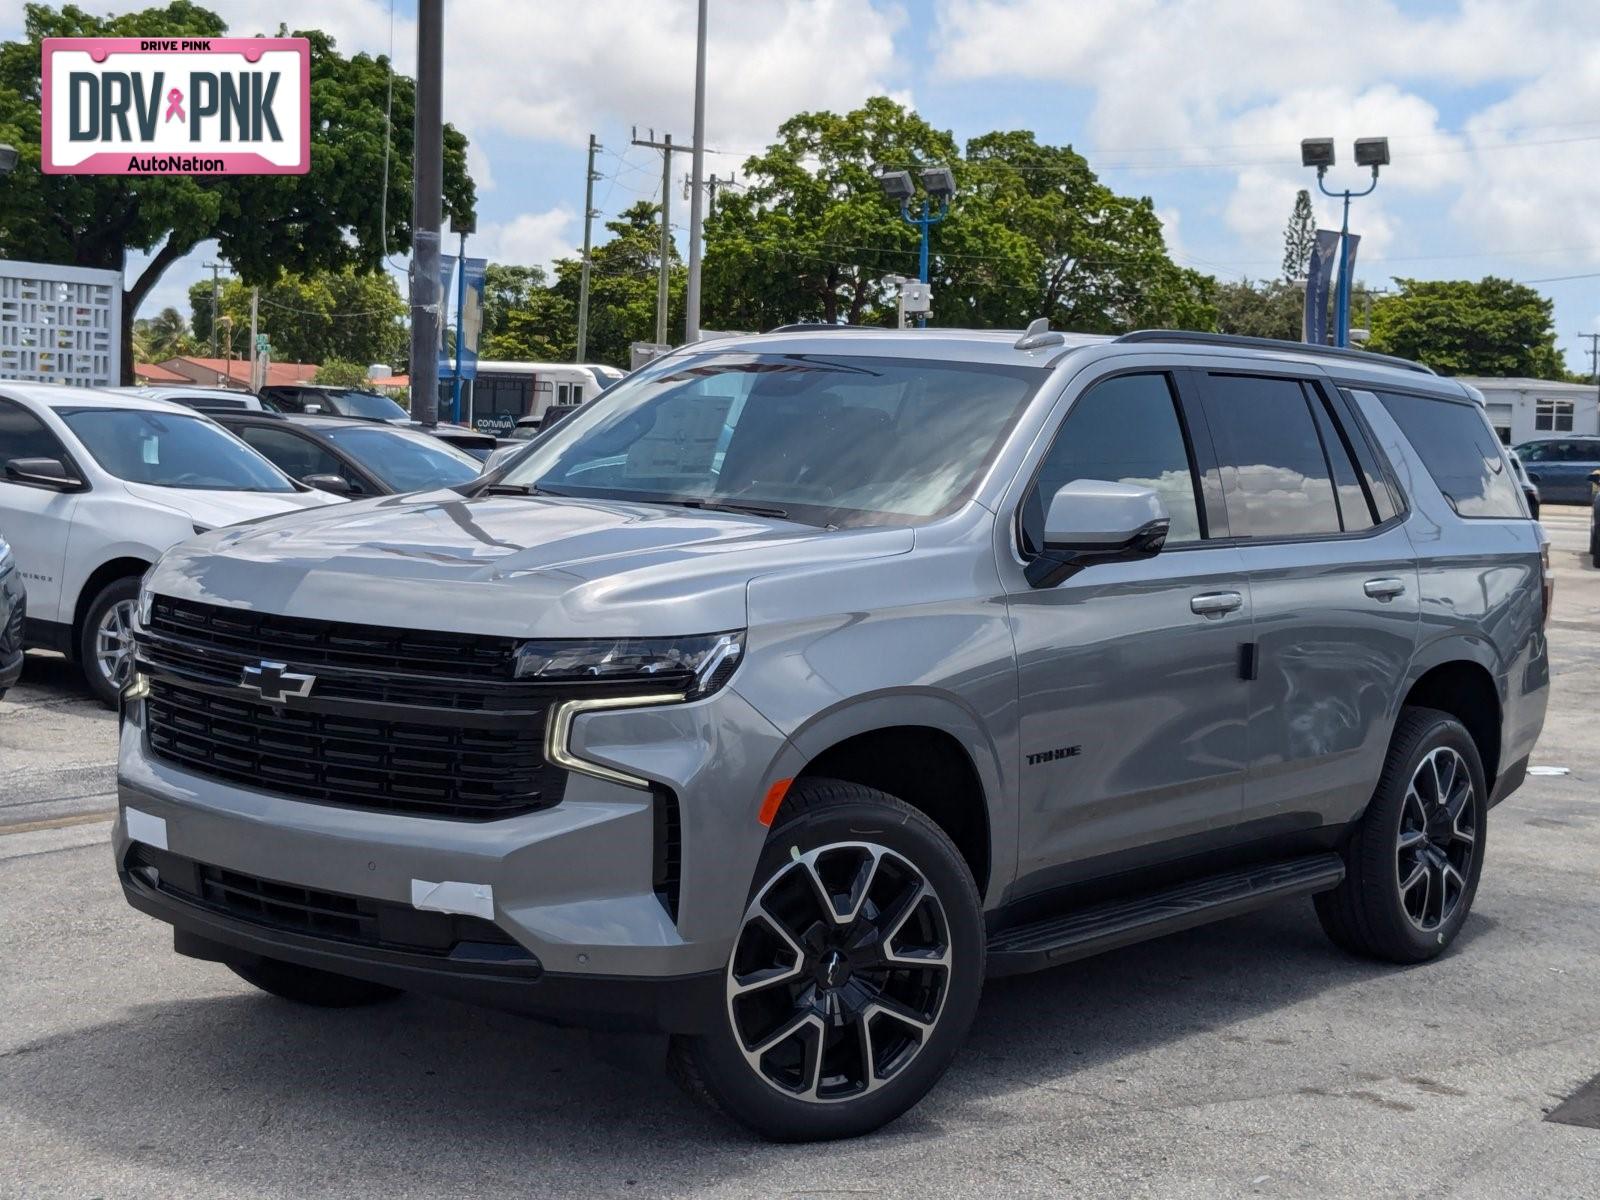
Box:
2;508;1598;1198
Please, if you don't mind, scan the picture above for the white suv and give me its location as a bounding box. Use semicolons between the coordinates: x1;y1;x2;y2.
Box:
0;383;342;705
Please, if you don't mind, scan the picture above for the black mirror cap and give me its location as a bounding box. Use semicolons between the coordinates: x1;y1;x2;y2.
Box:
300;473;354;496
5;456;85;491
1027;517;1170;589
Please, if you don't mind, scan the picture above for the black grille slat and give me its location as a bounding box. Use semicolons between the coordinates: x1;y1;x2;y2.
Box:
145;678;564;821
126;846;520;955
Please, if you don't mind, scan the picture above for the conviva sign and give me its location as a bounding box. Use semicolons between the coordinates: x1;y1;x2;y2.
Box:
42;37;309;175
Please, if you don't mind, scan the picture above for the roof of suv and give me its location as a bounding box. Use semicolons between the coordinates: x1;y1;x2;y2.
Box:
0;382;194;413
690;325;1451;393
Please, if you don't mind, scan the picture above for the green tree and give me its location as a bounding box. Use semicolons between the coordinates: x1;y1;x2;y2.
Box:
1213;278;1306;341
133;306;196;360
1366;277;1565;377
481;264;549;343
0;2;474;382
313;359;370;387
1282;189;1316;282
189;267;406;366
700;98;1212;334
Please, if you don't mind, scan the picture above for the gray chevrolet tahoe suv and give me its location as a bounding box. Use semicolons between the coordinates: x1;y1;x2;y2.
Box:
116;327;1550;1141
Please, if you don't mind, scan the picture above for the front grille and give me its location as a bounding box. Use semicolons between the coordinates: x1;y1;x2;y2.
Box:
147;595;517;679
126;844;523;956
145;677;565;821
141;596;544;711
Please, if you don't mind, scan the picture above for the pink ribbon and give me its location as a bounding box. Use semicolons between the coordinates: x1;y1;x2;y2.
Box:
164;88;185;123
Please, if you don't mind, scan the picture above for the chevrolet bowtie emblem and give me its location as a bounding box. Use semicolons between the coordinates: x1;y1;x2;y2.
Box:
240;660;316;704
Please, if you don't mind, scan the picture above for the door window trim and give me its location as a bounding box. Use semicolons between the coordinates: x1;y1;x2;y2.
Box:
1191;371;1409;548
1011;366;1213;561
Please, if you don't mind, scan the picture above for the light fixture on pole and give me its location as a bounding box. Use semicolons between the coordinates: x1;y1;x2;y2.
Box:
877;165;954;328
1302;135;1387;349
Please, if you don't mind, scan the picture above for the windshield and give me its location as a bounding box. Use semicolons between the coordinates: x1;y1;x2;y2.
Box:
496;352;1046;527
328;390;409;420
321;424;482;492
58;409;295;492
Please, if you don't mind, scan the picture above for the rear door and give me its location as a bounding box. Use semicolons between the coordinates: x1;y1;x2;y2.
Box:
1194;368;1420;834
0;397;83;625
1523;438;1600;503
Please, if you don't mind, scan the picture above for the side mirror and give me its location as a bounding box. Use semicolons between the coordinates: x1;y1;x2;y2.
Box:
301;473;354;496
5;456;85;492
1025;479;1170;589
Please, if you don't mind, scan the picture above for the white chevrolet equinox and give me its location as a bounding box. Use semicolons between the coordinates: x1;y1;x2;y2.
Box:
0;384;342;705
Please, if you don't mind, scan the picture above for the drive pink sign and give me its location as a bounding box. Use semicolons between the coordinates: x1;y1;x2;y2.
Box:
42;37;309;175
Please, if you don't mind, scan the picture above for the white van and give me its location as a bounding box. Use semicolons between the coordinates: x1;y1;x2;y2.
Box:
463;362;624;436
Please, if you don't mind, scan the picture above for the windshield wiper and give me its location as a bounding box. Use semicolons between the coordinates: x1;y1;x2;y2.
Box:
666;497;791;520
477;482;540;496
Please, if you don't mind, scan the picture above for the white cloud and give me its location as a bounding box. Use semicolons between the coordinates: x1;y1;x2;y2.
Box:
442;0;908;153
474;208;577;272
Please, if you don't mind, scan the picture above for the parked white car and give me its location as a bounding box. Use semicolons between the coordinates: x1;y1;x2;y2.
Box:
0;383;343;705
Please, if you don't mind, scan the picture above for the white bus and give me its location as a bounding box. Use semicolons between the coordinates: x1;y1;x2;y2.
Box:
461;361;626;435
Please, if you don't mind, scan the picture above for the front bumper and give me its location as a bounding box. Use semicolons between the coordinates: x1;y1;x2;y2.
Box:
115;679;792;1024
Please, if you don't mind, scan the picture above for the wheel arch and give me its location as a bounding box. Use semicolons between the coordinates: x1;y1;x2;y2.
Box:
1398;647;1503;791
779;692;1009;903
71;555;152;652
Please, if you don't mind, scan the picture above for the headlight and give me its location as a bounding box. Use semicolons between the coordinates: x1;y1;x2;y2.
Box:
514;631;744;698
0;540;12;577
137;572;155;626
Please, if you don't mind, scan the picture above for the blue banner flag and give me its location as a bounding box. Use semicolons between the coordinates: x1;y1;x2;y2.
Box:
437;252;458;379
458;257;487;381
1303;229;1341;346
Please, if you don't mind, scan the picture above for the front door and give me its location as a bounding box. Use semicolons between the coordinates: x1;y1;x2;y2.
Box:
0;398;81;626
1005;370;1252;894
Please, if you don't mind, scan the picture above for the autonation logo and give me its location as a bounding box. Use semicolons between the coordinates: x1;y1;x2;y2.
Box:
41;36;309;175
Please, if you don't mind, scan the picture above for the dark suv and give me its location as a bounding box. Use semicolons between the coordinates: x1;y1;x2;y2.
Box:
119;328;1549;1141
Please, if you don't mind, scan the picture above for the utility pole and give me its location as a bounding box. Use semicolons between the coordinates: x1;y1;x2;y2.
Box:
1578;333;1600;415
706;173;737;213
203;260;223;357
576;134;600;363
408;0;444;427
248;287;259;391
684;0;708;344
633;129;705;347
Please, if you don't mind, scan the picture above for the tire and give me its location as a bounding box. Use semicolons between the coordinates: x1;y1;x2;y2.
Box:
1315;708;1487;963
229;957;403;1008
78;575;141;709
670;778;985;1141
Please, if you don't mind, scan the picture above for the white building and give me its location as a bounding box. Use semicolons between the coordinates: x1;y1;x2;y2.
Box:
1458;377;1599;445
0;258;122;387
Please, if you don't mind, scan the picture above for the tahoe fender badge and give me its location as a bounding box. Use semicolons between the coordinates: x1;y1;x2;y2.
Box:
1027;745;1082;766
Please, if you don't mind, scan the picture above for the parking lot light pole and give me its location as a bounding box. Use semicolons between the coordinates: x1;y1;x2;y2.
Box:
1302;137;1388;349
878;166;955;328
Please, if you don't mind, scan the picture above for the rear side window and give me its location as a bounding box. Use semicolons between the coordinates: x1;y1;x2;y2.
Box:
1199;375;1342;538
1374;390;1525;518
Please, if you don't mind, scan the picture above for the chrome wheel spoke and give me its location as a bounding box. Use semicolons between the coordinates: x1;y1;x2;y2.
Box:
1399;860;1428;895
727;839;953;1104
1397;829;1428;852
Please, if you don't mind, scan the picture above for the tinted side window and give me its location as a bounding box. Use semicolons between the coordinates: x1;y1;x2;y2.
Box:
237;426;360;491
1375;390;1524;518
1022;373;1202;553
0;398;69;464
1307;391;1376;530
1334;389;1399;521
1201;374;1341;538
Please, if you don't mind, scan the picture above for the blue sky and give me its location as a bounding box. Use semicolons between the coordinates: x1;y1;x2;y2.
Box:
9;0;1600;373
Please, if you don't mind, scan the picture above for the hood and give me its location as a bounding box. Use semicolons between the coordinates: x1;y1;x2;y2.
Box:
121;482;341;529
147;490;912;639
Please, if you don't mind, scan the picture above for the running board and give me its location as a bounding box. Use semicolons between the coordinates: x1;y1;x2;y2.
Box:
986;853;1345;978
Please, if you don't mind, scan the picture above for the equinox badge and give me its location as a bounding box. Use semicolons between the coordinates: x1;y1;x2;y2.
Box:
240;661;315;704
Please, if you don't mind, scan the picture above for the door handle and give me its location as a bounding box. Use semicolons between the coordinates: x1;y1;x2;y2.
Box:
1190;591;1243;617
1364;577;1407;600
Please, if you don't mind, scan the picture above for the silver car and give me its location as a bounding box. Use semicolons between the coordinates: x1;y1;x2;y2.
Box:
117;327;1549;1140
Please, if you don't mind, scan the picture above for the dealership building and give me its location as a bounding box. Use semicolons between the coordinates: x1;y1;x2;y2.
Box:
1460;377;1599;445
